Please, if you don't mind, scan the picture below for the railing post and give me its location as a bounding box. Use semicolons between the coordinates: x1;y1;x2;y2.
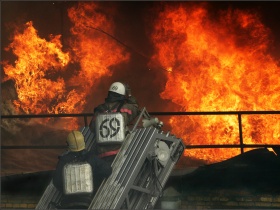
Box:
84;115;88;127
238;113;244;154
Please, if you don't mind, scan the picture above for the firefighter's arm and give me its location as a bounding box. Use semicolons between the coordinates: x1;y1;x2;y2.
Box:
125;83;139;106
92;156;112;178
127;95;138;104
52;158;65;191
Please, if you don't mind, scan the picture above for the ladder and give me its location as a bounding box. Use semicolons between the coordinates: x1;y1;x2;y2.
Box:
36;107;185;209
89;126;185;209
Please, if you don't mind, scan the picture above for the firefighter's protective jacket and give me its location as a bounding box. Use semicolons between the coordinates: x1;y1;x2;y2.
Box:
52;150;112;208
90;92;140;159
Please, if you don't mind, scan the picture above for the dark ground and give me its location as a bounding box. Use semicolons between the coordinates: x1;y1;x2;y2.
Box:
168;148;280;195
2;148;280;198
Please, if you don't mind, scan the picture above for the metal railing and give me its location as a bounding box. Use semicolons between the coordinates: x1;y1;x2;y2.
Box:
1;111;280;154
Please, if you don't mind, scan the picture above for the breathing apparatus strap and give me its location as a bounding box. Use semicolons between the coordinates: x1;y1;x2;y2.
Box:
99;101;124;113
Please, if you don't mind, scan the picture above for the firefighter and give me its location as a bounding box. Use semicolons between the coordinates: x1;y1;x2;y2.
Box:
52;130;112;209
89;81;140;164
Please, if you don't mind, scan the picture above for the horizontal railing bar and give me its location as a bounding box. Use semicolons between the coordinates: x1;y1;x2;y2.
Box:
1;113;90;118
1;146;66;149
1;110;280;119
1;112;279;152
184;144;280;149
1;144;279;150
151;111;280;115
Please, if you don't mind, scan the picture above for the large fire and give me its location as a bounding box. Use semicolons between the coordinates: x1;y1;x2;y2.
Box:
3;21;70;114
2;2;279;168
2;2;129;130
148;3;280;163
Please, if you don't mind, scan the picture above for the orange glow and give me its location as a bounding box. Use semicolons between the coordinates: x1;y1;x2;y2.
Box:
67;2;130;88
149;3;280;163
2;2;279;165
3;21;70;115
3;2;129;130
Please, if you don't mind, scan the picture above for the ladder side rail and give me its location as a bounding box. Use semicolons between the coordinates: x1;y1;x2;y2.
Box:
112;128;159;209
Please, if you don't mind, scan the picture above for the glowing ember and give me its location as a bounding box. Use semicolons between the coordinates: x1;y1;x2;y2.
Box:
149;3;280;163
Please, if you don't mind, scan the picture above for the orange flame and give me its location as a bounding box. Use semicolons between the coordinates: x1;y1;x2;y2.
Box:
149;3;280;163
2;2;279;165
3;21;70;114
67;2;130;88
3;2;129;130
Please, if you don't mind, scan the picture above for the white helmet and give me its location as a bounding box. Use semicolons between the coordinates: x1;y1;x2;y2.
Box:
109;82;126;96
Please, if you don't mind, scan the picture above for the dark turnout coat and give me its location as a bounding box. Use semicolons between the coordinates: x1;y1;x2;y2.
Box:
52;150;112;208
90;92;140;161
